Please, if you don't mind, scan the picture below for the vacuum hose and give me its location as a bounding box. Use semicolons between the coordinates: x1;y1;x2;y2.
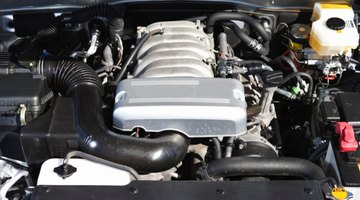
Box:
38;59;189;172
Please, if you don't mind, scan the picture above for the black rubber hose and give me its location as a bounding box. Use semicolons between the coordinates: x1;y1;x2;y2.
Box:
275;56;302;83
281;72;314;99
39;59;190;172
113;29;163;83
40;59;103;96
225;137;235;158
206;12;271;42
260;42;270;56
269;119;282;147
229;23;270;56
212;138;222;160
34;16;64;39
224;22;269;55
72;4;124;40
232;60;266;65
33;4;123;42
308;141;329;162
198;157;325;180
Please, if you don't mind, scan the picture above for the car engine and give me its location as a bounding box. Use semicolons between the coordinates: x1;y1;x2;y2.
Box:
0;1;360;199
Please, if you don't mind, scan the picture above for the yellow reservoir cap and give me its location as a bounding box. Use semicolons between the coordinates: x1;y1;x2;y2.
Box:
319;4;352;9
331;187;348;200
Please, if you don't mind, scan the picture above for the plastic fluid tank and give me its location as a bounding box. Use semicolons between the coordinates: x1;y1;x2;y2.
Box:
309;3;359;56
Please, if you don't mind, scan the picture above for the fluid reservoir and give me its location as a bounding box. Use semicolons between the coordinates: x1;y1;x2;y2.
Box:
309;3;359;56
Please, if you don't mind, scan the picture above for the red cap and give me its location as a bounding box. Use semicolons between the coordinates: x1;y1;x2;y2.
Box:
335;122;359;152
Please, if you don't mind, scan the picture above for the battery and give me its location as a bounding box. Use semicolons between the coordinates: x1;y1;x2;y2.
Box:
327;93;360;187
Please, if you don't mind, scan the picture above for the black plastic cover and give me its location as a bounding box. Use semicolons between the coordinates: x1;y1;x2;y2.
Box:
13;13;55;37
0;73;51;126
320;101;340;124
21;97;79;170
31;180;324;200
336;93;360;128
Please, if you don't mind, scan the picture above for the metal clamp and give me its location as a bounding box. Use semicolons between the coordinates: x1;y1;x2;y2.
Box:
18;104;27;126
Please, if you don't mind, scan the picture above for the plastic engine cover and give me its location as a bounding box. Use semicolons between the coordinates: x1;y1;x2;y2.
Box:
113;78;247;138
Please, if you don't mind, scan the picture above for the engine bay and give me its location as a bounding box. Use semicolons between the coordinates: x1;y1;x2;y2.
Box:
0;1;360;199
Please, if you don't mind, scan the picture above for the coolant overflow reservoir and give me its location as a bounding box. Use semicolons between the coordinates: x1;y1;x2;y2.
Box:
309;3;359;56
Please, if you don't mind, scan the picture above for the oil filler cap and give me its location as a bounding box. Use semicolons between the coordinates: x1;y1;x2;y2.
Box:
326;17;346;31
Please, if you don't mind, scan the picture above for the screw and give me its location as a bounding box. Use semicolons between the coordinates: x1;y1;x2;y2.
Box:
63;165;68;172
129;186;139;194
216;188;226;195
42;187;51;193
304;187;313;195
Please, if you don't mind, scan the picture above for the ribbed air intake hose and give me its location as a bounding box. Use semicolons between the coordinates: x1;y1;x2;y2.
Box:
72;4;124;40
34;4;123;42
37;59;190;172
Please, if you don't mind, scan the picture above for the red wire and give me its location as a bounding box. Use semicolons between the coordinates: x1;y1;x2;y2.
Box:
116;51;123;66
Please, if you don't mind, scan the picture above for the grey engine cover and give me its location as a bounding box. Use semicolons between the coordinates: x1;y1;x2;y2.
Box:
113;78;247;138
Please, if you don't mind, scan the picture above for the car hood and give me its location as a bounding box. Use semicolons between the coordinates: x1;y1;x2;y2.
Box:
0;0;354;14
